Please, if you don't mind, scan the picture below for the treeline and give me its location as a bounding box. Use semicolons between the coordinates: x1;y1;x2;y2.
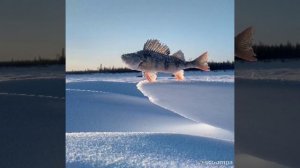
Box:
253;42;300;60
186;61;234;71
67;61;234;74
0;48;65;67
67;67;138;74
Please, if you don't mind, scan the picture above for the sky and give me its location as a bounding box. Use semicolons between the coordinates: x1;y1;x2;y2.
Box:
0;0;65;61
236;0;300;45
1;0;299;66
66;0;234;71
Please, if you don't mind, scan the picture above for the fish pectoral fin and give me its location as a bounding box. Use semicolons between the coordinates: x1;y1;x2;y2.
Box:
144;72;157;82
174;70;184;80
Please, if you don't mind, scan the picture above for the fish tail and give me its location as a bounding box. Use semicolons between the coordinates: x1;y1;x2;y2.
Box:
235;27;257;61
190;52;210;71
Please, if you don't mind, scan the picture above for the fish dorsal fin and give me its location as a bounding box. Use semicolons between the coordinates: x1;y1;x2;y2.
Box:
235;27;257;61
172;50;185;61
143;39;170;55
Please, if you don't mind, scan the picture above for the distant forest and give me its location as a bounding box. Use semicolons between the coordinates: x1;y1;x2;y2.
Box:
0;48;65;67
253;42;300;60
67;61;234;74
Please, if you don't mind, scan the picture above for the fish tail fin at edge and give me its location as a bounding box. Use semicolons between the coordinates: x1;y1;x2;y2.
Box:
192;52;210;71
235;27;257;61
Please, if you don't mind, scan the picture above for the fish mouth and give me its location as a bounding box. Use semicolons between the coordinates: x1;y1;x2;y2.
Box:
121;55;131;64
121;54;128;62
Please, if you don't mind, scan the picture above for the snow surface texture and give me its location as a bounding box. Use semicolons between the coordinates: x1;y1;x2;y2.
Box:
66;71;234;167
67;133;233;168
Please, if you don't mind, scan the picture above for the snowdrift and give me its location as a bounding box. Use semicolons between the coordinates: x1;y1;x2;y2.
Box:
66;71;234;167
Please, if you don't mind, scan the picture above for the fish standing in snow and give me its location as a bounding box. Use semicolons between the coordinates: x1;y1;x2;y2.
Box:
122;40;209;82
235;27;257;61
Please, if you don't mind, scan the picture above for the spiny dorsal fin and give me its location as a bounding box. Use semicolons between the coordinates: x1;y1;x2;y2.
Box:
172;50;185;61
143;39;170;55
235;27;257;61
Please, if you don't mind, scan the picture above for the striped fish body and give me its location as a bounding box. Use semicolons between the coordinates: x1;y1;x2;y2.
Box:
136;50;188;73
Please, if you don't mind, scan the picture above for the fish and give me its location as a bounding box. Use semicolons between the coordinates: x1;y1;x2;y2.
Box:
235;27;257;61
121;39;209;82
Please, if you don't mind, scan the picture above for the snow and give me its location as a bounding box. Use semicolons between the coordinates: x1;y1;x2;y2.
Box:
235;154;289;168
66;71;233;83
66;70;234;167
236;59;300;81
0;65;64;81
66;132;233;168
235;60;300;167
0;66;65;168
137;80;234;131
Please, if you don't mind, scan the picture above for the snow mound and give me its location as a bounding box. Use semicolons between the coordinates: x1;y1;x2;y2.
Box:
137;80;234;132
66;81;233;141
66;132;233;168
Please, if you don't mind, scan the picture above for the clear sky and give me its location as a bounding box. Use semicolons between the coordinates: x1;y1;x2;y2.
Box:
66;0;234;71
236;0;300;45
0;0;64;61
